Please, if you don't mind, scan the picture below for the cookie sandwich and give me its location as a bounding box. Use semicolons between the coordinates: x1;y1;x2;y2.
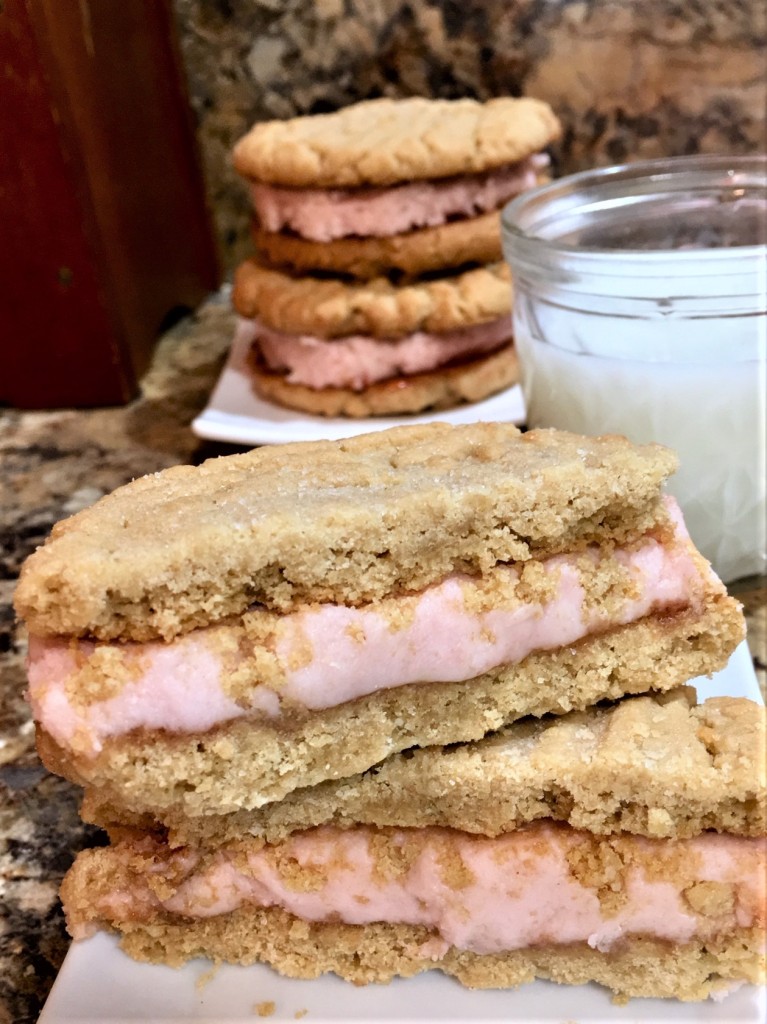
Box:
17;423;745;824
230;96;559;417
233;96;560;280
231;258;519;417
63;689;767;1001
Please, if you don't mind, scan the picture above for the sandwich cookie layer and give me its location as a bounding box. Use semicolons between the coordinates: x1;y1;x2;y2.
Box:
14;423;680;643
26;497;718;757
232;96;561;189
246;341;519;417
231;252;515;416
231;260;513;340
37;596;743;817
83;691;765;847
244;314;513;391
248;155;548;242
252;209;505;280
61;822;766;1000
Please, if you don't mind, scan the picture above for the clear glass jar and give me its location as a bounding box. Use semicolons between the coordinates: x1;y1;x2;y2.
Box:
502;154;766;583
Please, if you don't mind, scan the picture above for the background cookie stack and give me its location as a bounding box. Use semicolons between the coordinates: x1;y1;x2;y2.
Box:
229;96;561;417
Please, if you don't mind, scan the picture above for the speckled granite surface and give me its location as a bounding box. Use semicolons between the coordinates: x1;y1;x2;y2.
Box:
172;0;767;271
0;295;240;1024
0;293;764;1023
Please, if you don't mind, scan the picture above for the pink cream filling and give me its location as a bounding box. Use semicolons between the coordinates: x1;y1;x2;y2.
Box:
27;498;715;758
81;823;767;956
249;155;548;241
249;314;513;390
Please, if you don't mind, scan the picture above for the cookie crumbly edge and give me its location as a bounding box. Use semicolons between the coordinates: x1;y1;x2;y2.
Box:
42;591;745;819
232;96;562;188
252;210;503;280
231;259;512;338
246;343;519;418
15;423;679;641
59;894;765;1001
82;682;762;847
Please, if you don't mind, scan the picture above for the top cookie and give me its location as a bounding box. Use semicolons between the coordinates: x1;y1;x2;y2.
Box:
15;423;678;642
232;96;561;188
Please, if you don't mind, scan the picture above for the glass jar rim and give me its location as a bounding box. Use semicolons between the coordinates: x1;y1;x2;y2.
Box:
501;153;767;272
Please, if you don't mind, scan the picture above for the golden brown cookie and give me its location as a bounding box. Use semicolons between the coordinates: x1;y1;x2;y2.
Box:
37;592;746;819
61;822;766;999
246;342;519;417
90;915;767;1001
252;210;504;280
15;422;679;641
83;690;766;846
232;259;512;338
232;96;561;188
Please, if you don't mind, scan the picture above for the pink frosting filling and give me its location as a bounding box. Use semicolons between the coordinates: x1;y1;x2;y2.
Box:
250;155;548;241
28;499;714;758
250;314;513;390
82;824;767;955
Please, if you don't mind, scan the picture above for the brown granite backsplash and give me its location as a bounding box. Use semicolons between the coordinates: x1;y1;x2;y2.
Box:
172;0;767;271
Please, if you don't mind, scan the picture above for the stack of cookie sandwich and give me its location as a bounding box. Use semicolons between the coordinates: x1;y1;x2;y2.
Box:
16;422;766;1002
229;96;560;417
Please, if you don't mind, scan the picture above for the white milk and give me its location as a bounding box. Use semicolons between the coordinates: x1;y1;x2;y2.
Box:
513;296;766;582
503;156;767;583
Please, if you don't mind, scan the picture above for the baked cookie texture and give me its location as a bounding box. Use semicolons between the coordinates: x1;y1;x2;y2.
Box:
60;865;766;1002
232;259;513;338
80;914;767;1001
232;96;562;188
37;594;745;818
229;95;559;416
18;420;763;1001
251;210;505;280
81;690;766;846
62;779;767;1000
14;422;679;642
246;343;519;418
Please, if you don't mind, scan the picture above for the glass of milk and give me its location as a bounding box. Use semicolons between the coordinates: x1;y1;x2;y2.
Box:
502;155;766;583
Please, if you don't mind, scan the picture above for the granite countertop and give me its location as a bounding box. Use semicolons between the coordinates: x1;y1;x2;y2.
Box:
0;294;764;1023
0;294;239;1024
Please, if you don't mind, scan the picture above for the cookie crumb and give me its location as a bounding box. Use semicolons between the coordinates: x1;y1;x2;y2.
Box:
255;1001;276;1018
195;963;219;990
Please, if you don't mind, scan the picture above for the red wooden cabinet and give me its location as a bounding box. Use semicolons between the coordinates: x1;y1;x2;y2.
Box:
0;0;219;408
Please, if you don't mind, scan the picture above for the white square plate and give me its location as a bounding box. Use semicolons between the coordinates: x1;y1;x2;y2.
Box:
191;322;526;447
38;641;764;1024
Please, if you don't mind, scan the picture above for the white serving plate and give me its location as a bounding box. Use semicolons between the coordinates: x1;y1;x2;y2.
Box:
38;641;764;1024
191;322;526;446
